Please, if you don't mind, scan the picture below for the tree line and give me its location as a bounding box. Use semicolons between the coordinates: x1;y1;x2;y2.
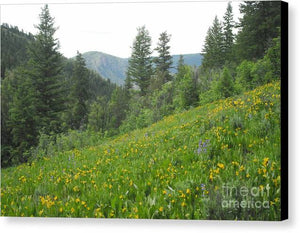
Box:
1;1;282;167
1;5;116;166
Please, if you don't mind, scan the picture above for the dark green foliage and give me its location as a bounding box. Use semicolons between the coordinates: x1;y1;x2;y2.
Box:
68;52;90;130
1;24;34;78
223;2;235;63
2;67;38;165
202;16;224;70
27;4;65;134
127;26;153;96
150;81;174;122
119;95;152;133
235;60;255;92
88;97;109;133
235;1;281;62
154;31;173;83
217;67;235;98
107;86;129;132
174;65;198;110
251;58;272;86
265;34;281;79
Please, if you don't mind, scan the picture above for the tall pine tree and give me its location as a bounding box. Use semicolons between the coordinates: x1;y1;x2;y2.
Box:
27;4;65;134
202;16;224;70
127;26;153;96
69;51;89;130
235;1;281;62
154;31;173;83
223;2;235;63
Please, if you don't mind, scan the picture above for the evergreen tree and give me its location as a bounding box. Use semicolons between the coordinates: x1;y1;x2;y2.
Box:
202;16;224;70
69;51;89;129
27;4;65;134
235;1;281;62
177;55;184;70
7;67;38;164
175;55;185;82
265;33;281;79
217;66;234;98
127;26;153;96
174;65;198;109
154;31;173;83
87;97;109;133
223;2;235;63
107;87;129;132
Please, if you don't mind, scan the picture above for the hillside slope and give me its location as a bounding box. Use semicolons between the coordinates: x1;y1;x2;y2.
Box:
82;51;203;85
1;24;35;77
82;51;129;85
1;81;281;220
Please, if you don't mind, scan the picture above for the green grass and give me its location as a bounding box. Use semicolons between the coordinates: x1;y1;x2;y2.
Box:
1;81;281;220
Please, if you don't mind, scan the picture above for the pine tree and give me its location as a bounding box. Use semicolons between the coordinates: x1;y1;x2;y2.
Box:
202;16;224;70
235;1;281;62
174;65;198;109
223;2;235;63
127;26;153;96
27;4;65;134
7;67;38;164
175;55;185;82
154;31;173;83
87;97;108;133
69;51;89;129
217;66;234;98
107;86;129;131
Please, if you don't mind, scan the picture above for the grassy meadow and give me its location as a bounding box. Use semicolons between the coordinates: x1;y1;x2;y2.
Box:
1;81;281;220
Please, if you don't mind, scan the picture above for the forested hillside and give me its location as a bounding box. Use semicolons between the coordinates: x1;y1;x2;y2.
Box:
1;24;34;78
1;17;117;167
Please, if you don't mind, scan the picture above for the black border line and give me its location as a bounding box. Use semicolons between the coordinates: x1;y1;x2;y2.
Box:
280;0;288;221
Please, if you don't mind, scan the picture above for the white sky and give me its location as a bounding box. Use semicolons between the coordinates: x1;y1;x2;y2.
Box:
0;0;242;58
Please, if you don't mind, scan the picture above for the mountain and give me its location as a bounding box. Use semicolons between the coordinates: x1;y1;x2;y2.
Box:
82;51;129;85
1;23;35;77
82;51;203;85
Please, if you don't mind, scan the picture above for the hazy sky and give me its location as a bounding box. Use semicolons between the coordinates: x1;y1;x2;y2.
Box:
1;0;242;58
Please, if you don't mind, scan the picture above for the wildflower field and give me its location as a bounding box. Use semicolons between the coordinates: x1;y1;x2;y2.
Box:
1;81;281;220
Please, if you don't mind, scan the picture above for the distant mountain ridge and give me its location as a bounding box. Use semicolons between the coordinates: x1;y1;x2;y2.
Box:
82;51;203;85
82;51;129;85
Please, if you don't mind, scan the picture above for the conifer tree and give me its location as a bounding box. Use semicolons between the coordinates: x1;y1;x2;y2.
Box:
235;1;281;62
202;16;224;70
8;67;38;163
127;26;153;96
154;31;173;83
27;4;65;134
175;55;185;82
217;66;234;98
69;51;89;129
223;2;235;63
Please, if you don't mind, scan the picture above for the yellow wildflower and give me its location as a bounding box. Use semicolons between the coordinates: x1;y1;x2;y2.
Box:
217;163;225;169
262;157;269;167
